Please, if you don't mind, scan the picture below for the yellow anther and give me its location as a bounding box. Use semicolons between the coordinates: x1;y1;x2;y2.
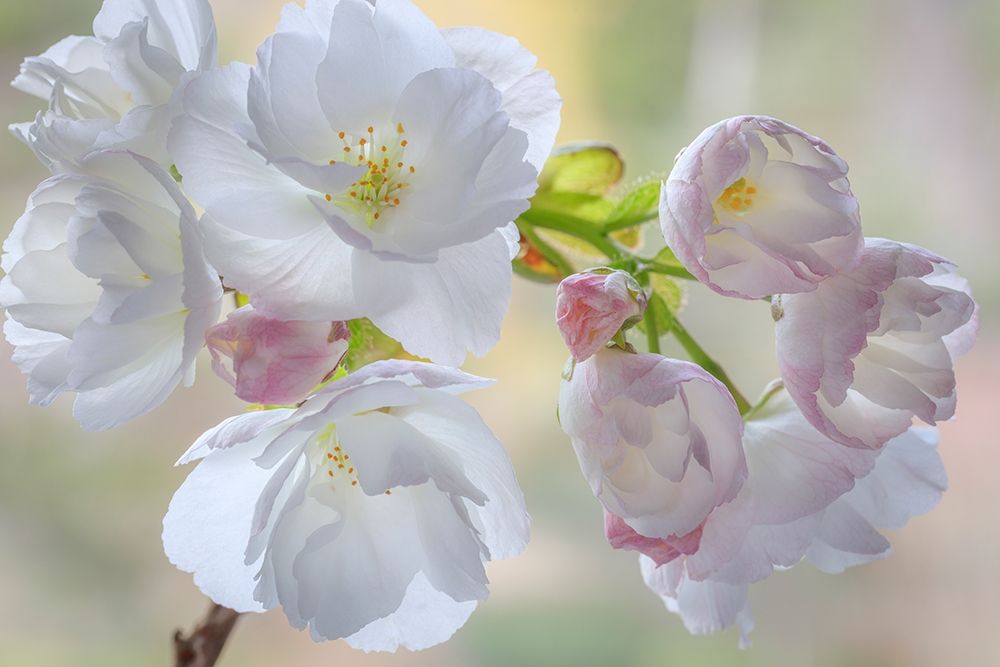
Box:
325;194;332;202
717;177;758;216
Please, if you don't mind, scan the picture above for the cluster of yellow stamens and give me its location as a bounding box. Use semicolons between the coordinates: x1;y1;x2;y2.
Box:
318;431;392;496
324;123;416;228
325;446;359;488
717;177;758;214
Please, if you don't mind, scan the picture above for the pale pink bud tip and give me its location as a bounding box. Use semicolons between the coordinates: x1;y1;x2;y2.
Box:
206;306;350;405
556;270;647;362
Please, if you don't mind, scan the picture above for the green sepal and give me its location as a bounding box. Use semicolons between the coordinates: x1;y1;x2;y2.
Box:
344;318;424;371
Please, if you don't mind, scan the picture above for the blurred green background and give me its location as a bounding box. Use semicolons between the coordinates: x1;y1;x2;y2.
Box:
1;1;997;665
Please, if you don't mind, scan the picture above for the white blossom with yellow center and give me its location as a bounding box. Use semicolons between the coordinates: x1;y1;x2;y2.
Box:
163;361;529;652
169;0;561;365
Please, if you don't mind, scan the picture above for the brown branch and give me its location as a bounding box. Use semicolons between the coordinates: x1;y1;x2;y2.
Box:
174;603;242;667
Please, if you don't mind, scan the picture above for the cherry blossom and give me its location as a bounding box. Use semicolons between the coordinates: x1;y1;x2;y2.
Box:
163;361;528;651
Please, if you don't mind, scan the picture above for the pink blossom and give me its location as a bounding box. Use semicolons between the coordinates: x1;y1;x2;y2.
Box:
559;348;746;544
775;239;978;449
660;115;863;299
638;387;946;644
556;270;646;361
206;306;350;405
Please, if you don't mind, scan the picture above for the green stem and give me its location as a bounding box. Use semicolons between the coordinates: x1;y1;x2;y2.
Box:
671;319;752;415
640;260;697;281
519;223;575;278
519;209;623;260
644;307;662;354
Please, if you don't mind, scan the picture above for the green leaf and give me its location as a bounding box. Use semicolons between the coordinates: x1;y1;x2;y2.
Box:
344;318;423;371
653;246;682;266
650;273;686;313
607;179;661;225
636;293;674;336
538;143;624;196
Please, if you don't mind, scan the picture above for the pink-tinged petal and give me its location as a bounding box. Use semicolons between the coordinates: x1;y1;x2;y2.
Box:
605;510;702;566
555;270;646;362
206;305;349;405
559;349;746;540
661;115;863;299
776;238;977;449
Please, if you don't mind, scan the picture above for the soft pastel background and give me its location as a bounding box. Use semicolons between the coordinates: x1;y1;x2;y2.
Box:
0;1;996;665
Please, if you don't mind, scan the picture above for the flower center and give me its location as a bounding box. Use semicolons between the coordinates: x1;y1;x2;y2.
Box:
325;123;417;228
313;423;392;496
716;177;758;216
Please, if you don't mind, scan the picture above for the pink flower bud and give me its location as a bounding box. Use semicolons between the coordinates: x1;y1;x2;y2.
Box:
206;306;350;405
559;348;747;546
556;270;646;361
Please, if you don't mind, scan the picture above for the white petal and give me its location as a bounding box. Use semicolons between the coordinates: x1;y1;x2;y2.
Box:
163;434;275;614
168;64;320;240
357;231;513;366
345;572;478;652
443;27;561;171
393;388;530;559
316;0;453;133
201;219;363;322
93;0;217;72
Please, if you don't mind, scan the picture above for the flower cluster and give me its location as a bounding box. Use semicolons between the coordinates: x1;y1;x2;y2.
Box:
3;0;558;652
1;0;977;657
557;115;977;642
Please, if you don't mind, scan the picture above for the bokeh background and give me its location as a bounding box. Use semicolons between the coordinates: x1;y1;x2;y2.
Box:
1;1;997;665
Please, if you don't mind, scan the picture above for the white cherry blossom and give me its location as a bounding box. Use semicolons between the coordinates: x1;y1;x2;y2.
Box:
10;0;217;168
163;361;529;652
168;0;561;365
0;150;222;430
